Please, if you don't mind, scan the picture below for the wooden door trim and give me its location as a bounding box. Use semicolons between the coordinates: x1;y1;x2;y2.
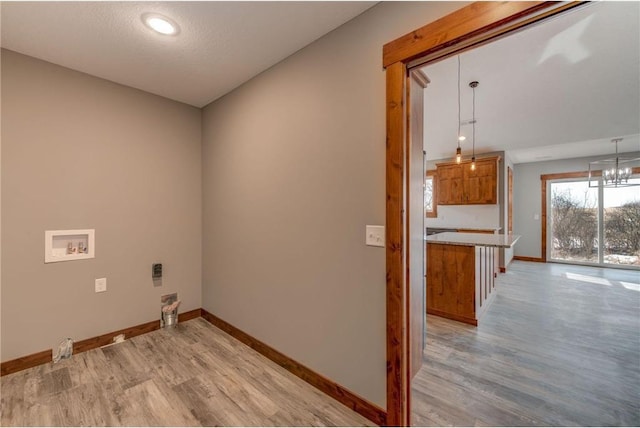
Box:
383;2;583;68
385;60;407;427
383;2;586;425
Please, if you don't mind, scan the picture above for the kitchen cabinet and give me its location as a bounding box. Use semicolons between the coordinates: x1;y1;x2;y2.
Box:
436;163;464;205
436;156;499;205
425;232;520;325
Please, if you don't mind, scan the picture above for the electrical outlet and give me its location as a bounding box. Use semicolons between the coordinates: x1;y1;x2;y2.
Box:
366;225;385;247
152;263;162;279
95;278;107;293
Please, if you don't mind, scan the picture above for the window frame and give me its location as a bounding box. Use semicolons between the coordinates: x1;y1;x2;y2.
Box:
425;169;437;218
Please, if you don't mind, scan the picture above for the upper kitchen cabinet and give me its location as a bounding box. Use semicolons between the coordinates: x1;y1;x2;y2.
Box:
436;156;499;205
436;162;464;205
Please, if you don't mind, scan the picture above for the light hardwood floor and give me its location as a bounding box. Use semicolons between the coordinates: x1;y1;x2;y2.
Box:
413;261;640;426
1;318;374;427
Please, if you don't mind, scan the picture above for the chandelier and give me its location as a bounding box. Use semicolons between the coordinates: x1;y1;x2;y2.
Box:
588;138;639;188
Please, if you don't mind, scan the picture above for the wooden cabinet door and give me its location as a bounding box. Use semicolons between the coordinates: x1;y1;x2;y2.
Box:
437;164;464;205
464;158;497;204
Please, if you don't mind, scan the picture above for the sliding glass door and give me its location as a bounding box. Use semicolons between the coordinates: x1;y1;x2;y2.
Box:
549;180;598;263
603;178;640;266
549;177;639;268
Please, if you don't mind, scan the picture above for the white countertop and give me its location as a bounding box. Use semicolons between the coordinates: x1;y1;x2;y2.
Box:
425;232;520;248
426;226;502;231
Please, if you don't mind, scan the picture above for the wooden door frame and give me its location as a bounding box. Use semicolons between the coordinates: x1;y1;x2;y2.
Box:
383;2;585;425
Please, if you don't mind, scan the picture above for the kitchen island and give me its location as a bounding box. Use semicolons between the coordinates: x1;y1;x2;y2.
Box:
425;232;520;325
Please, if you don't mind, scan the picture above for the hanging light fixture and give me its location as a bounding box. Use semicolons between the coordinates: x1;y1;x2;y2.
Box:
469;81;478;171
455;56;463;163
588;138;640;188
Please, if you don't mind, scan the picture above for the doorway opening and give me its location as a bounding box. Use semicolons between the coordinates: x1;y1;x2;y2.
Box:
383;1;628;425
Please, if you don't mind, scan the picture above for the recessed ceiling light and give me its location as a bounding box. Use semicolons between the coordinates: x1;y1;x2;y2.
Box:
142;13;180;36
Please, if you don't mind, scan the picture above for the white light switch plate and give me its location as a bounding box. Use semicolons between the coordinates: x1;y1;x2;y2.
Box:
95;278;107;293
366;225;385;247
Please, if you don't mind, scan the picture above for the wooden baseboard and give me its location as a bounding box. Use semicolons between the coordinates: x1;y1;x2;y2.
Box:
74;320;160;354
200;309;387;426
0;349;52;377
178;308;202;322
513;256;545;263
499;266;506;273
427;308;478;326
1;308;203;377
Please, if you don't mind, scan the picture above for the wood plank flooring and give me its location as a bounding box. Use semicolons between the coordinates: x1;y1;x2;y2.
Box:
412;261;640;426
1;318;374;427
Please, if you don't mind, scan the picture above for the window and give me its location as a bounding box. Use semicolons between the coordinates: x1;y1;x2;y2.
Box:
548;175;640;268
425;170;437;218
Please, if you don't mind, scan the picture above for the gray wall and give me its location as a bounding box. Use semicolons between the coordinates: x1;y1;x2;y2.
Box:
1;50;202;361
513;152;640;258
201;1;467;408
503;153;514;266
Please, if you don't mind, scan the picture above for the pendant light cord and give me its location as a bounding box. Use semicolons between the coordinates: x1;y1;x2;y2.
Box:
457;56;461;149
472;82;475;158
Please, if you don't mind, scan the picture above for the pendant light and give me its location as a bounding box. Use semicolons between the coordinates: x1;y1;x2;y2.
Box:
455;56;463;163
469;81;478;171
588;138;640;188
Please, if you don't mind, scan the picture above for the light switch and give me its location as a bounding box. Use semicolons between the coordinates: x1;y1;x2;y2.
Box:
95;278;107;293
534;214;540;220
366;225;385;247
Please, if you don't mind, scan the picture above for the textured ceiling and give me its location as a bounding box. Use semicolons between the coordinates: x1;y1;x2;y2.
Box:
1;1;376;107
420;1;640;164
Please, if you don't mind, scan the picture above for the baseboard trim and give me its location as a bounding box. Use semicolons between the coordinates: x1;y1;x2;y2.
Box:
513;256;545;263
178;308;203;322
1;308;203;377
427;308;478;326
0;349;52;377
73;320;160;354
200;309;387;426
499;266;506;273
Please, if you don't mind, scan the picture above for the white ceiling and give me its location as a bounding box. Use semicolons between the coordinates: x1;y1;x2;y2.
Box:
421;1;640;164
0;1;376;107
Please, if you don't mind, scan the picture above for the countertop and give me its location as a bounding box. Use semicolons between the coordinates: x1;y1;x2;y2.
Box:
454;226;502;231
425;232;520;248
426;226;502;233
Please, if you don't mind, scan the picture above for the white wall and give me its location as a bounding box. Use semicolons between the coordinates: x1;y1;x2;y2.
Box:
201;1;468;408
513;152;640;258
426;205;501;229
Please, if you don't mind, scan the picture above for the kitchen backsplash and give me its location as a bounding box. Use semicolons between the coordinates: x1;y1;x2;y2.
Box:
425;204;500;229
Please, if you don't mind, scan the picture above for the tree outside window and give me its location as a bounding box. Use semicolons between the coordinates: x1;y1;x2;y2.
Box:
425;170;437;218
